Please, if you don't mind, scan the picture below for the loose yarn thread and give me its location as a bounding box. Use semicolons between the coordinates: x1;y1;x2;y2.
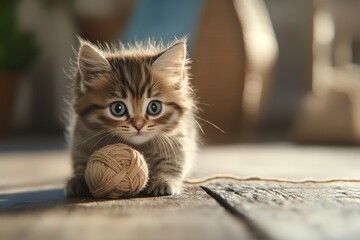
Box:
184;175;360;185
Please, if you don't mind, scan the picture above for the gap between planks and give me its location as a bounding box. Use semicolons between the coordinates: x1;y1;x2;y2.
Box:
202;185;274;240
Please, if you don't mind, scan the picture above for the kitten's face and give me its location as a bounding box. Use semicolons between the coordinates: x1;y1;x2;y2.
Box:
74;41;190;145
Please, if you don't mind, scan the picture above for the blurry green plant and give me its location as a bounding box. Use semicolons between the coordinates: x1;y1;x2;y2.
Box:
0;0;39;72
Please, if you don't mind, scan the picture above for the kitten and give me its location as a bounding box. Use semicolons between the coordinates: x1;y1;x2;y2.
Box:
65;38;198;197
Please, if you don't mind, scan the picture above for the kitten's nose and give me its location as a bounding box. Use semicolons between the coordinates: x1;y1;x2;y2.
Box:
133;122;144;131
131;117;145;131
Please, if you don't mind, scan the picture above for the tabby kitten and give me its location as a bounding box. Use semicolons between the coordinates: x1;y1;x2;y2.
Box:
65;38;198;196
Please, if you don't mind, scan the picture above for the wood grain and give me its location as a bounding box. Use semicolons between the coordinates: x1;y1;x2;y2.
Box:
203;182;360;240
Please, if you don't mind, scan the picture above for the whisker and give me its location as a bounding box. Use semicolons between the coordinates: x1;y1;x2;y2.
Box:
76;129;109;146
157;135;171;162
88;130;116;153
197;102;210;106
159;135;174;163
196;117;225;133
76;128;114;149
195;120;205;135
110;129;125;145
159;133;182;166
197;139;204;146
104;129;120;146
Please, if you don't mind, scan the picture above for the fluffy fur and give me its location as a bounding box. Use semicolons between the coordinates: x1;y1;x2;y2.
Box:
65;38;198;196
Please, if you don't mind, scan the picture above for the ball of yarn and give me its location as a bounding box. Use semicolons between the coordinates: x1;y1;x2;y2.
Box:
85;143;148;198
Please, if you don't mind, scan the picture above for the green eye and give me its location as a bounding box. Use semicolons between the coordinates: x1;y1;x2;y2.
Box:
147;100;162;116
110;101;127;117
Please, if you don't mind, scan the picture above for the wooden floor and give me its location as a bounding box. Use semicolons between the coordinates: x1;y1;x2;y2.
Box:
1;143;360;240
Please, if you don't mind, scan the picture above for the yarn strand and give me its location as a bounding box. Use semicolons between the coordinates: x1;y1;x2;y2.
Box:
183;175;360;186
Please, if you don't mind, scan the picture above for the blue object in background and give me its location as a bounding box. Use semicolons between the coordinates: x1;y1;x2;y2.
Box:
121;0;204;49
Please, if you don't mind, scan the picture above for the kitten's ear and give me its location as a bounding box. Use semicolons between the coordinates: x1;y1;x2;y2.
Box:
78;41;111;87
152;41;186;79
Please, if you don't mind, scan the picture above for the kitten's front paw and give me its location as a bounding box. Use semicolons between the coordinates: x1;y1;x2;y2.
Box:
145;180;182;196
65;175;91;197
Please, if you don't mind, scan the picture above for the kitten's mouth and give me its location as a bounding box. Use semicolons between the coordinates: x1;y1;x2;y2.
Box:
131;131;145;137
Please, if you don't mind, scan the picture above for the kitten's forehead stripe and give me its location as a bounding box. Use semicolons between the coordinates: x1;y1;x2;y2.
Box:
137;64;152;98
139;69;152;98
147;87;153;98
140;63;146;86
120;88;128;98
111;58;153;100
108;91;122;99
117;65;131;92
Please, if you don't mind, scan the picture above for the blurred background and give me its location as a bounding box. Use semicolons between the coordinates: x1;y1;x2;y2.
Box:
1;0;360;151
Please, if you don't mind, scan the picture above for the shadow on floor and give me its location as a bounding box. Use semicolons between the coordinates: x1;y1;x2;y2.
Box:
0;188;117;214
0;188;156;214
0;188;74;214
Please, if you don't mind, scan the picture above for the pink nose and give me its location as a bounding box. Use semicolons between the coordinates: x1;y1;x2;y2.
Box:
133;122;145;131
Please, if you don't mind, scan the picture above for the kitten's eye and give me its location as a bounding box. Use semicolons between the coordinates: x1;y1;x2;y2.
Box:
110;101;127;117
147;100;162;116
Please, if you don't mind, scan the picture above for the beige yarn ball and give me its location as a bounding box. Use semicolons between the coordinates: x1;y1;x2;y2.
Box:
85;144;149;198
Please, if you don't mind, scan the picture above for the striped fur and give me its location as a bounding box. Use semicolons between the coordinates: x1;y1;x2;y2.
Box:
65;38;198;196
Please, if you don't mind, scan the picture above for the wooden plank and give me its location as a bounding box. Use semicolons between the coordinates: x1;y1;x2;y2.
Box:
203;182;360;240
0;186;252;240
